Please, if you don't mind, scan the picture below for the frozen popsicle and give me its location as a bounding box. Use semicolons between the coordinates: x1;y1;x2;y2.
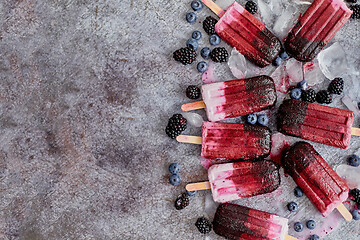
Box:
177;121;271;162
213;203;298;240
186;161;280;203
181;75;277;122
282;141;352;220
277;99;360;149
284;0;352;62
202;0;281;67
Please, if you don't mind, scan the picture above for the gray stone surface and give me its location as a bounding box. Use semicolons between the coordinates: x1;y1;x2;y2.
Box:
0;0;359;239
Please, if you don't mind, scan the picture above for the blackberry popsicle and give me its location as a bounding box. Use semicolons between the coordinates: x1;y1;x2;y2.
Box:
176;121;271;163
201;0;281;67
213;203;299;240
278;99;360;149
185;161;280;202
285;0;352;62
181;76;277;122
282;142;352;220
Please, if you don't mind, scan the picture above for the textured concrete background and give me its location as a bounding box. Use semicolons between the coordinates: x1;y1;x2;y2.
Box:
0;0;359;239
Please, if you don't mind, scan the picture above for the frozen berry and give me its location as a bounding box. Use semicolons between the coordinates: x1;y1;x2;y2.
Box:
168;114;187;132
186;38;199;50
287;202;298;212
290;88;302;100
175;193;190;210
186;190;197;197
301;88;316;103
165;125;182;139
280;51;290;60
350;188;360;204
245;1;258;14
169;163;180;174
273;57;282;67
210;47;228;63
328;77;344;95
197;61;208;73
186;12;197;23
297;80;309;90
191;0;203;11
257;114;269;126
169;174;181;186
247;114;257;125
294;222;304;232
294;186;304;197
192;30;202;40
348;154;360;167
209;34;221;45
186;85;201;99
350;5;360;19
201;47;211;59
316;90;332;104
195;217;212;234
306;220;316;229
352;209;360;220
309;235;320;240
173;47;197;65
203;16;217;35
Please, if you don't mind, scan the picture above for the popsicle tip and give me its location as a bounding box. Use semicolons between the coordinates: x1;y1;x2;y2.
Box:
285;234;299;240
336;203;353;221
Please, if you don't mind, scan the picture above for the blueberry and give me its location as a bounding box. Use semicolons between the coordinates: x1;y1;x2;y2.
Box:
294;186;304;197
306;220;316;229
169;163;180;174
186;190;197;197
201;47;211;59
247;114;257;125
186;12;197;23
294;222;304;232
352;209;360;220
273;57;282;67
309;234;320;240
287;202;298;212
186;38;199;50
197;61;208;73
348;154;360;167
290;88;302;100
191;0;203;11
169;174;181;186
297;80;309;90
209;34;221;45
280;51;290;60
257;114;269;126
192;30;202;40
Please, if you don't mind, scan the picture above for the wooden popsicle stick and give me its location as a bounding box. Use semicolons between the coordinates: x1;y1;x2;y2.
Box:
285;235;299;240
336;203;353;221
186;181;211;191
176;135;202;144
201;0;225;17
351;127;360;136
181;101;206;111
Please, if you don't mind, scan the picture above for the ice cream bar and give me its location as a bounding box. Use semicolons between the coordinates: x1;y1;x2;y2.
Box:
277;99;353;149
282;142;349;217
213;203;289;240
285;0;352;62
208;161;280;203
201;75;276;122
202;0;281;67
202;121;271;160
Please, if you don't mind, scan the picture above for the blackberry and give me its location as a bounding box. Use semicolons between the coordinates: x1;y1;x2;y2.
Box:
186;85;201;99
328;77;344;94
346;0;357;3
350;5;360;19
203;16;217;35
210;47;229;63
350;188;360;204
168;114;187;131
245;1;258;14
165;125;181;139
174;193;190;210
173;47;197;65
316;90;332;104
301;88;316;103
195;217;212;234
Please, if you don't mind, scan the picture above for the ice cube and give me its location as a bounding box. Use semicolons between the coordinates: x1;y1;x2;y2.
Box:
228;48;247;79
285;58;303;83
258;0;275;27
271;65;291;93
304;60;325;86
317;42;349;80
342;96;360;116
182;112;203;127
336;164;360;189
273;5;298;40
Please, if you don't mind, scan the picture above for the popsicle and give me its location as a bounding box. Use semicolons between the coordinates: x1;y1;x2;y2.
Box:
181;75;277;122
202;0;281;67
282;142;352;220
213;203;298;240
277;99;360;149
284;0;352;62
177;121;271;162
